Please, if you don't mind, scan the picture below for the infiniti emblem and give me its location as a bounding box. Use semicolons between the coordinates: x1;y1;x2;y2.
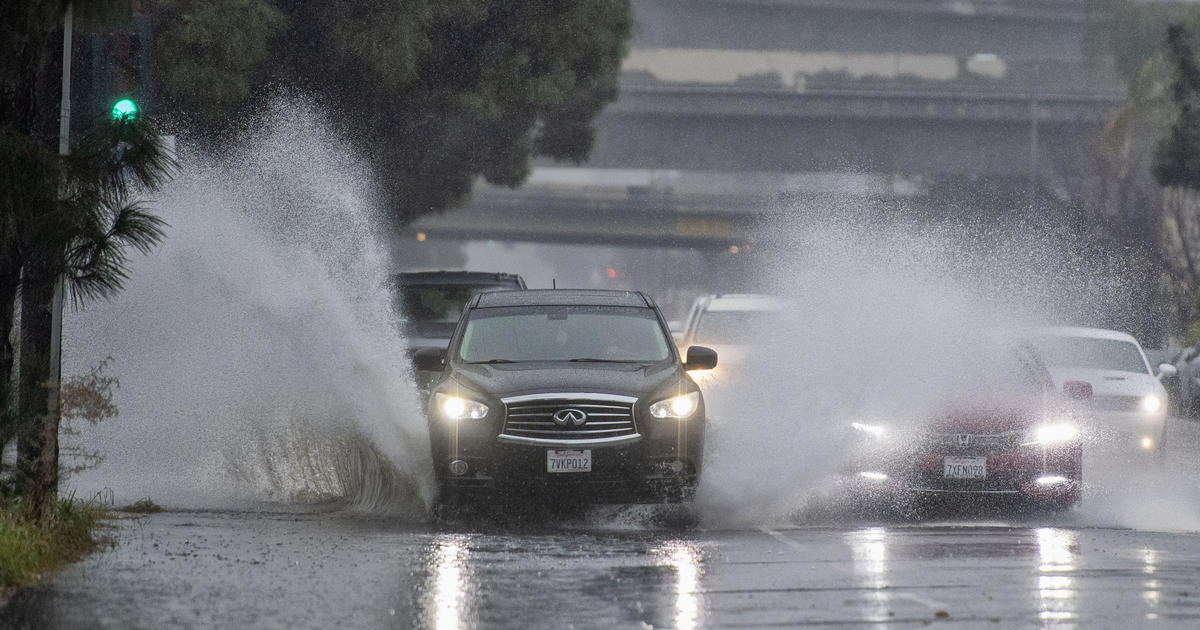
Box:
552;408;588;427
957;434;971;447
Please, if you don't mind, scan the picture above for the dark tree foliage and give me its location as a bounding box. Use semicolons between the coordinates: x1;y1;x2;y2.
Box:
1085;0;1200;82
1;1;173;519
147;0;286;128
1154;25;1200;190
148;0;633;224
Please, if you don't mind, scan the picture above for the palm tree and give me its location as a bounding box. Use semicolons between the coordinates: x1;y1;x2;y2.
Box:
0;112;174;519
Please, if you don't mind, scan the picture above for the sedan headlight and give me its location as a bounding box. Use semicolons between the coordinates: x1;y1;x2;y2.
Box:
851;422;886;437
434;393;489;420
1140;394;1163;414
689;367;719;386
1025;421;1079;446
649;392;699;419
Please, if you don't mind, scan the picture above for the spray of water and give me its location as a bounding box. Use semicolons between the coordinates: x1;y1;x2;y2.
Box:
63;99;432;514
695;198;1200;532
56;98;1200;531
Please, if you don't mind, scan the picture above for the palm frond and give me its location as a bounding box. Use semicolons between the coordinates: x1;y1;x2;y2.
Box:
68;114;178;202
64;196;169;307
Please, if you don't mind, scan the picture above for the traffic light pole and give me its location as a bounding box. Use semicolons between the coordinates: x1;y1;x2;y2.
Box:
49;2;72;429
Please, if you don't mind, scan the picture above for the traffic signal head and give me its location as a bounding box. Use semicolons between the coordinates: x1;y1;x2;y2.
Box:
112;98;138;120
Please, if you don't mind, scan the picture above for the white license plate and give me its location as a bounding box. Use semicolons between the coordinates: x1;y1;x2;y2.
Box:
547;449;592;473
943;456;986;479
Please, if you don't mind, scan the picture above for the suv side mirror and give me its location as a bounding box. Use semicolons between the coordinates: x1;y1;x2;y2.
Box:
685;345;718;371
1157;363;1179;379
1062;380;1093;400
413;347;446;372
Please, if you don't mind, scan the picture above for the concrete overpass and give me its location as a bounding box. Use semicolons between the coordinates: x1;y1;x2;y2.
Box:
581;83;1120;175
405;0;1124;249
633;0;1088;58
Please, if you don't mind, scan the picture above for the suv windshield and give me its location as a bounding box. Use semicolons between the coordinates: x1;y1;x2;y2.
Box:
1031;336;1148;374
398;285;513;339
458;305;671;363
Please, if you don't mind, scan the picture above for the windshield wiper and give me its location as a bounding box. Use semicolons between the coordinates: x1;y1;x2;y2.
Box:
467;359;518;364
568;358;645;363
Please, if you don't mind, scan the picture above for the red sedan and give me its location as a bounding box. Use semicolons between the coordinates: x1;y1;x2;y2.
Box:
848;342;1084;511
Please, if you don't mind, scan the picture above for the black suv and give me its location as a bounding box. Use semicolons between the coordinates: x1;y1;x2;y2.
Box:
415;289;717;504
393;271;526;386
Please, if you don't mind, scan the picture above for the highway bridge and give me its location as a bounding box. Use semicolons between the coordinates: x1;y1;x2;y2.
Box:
404;0;1124;250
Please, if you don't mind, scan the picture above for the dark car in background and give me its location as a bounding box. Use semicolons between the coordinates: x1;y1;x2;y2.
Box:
414;289;718;505
392;271;526;387
848;341;1085;511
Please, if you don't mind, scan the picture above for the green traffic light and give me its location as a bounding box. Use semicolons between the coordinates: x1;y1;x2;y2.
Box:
112;98;138;120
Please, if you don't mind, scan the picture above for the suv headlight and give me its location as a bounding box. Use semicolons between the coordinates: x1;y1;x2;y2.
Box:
434;393;489;420
649;392;699;419
1140;394;1163;414
1024;421;1078;446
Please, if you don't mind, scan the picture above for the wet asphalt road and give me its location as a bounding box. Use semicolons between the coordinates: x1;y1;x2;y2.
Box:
7;419;1200;629
3;508;1200;629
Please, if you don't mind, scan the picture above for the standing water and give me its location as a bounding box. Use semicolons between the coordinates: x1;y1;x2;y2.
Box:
63;100;432;514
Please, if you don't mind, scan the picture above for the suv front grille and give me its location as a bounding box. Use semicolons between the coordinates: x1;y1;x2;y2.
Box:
499;393;640;446
923;430;1024;456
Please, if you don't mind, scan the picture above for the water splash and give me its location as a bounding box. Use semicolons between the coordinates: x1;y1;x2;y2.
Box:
693;196;1181;529
63;99;432;514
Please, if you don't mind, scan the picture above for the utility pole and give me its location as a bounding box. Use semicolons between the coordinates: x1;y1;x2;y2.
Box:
1029;62;1040;211
50;3;72;401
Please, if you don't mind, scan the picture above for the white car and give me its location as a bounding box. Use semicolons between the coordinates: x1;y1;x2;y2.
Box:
678;294;781;386
1028;327;1176;455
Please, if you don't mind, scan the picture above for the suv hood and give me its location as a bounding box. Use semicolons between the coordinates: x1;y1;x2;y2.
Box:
450;361;682;399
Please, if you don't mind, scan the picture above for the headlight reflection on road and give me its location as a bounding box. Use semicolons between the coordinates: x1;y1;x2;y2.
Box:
1035;528;1077;623
1143;548;1161;620
656;541;703;630
846;527;890;617
429;536;472;630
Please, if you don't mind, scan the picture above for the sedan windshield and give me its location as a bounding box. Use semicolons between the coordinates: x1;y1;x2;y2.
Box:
1031;336;1149;374
694;310;777;345
458;306;671;363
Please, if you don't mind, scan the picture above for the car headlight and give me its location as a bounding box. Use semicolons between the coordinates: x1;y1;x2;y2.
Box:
649;392;699;419
1025;421;1078;446
434;393;488;420
689;367;719;386
1141;394;1163;414
851;422;886;437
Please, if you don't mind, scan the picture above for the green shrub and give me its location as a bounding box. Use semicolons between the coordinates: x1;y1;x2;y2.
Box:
0;498;107;587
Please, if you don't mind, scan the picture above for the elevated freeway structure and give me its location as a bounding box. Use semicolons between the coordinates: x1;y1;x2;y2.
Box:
404;0;1124;251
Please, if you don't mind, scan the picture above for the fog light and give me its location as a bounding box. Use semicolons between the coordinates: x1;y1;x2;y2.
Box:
448;460;469;476
1034;475;1069;487
1141;436;1154;450
858;471;889;481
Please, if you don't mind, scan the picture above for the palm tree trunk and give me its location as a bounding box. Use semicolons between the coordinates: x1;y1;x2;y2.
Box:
0;272;19;462
16;276;57;520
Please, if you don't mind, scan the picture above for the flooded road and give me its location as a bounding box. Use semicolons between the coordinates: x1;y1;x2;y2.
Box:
4;507;1200;628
